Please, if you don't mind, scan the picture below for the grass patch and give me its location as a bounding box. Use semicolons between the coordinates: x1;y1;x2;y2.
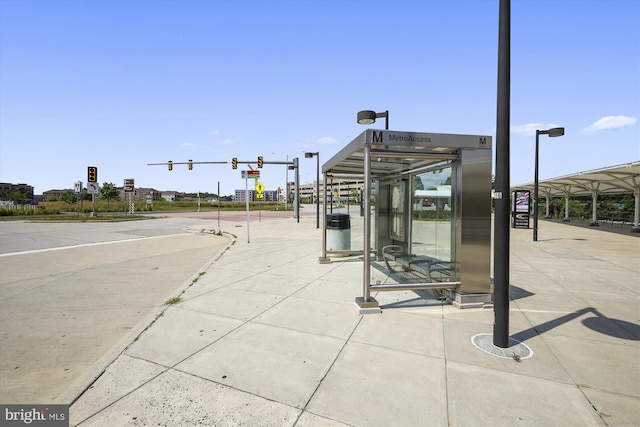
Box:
165;297;181;305
190;272;206;285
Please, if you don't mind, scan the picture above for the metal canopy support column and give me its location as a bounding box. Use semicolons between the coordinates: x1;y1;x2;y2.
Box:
563;190;571;222
355;144;380;313
590;190;599;226
633;187;640;233
545;194;551;218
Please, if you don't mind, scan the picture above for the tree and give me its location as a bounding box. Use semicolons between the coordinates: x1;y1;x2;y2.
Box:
11;191;28;205
100;182;119;210
60;190;77;206
350;188;360;204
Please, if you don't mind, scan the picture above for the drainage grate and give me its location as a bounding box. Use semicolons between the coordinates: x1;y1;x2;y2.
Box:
471;333;534;360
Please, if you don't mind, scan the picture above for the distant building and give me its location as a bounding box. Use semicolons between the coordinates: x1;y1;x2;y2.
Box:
234;180;365;204
263;190;278;202
0;183;34;200
118;187;163;201
42;189;71;201
234;189;256;202
159;191;184;202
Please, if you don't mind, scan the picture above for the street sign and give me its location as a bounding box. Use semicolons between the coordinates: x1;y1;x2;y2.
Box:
248;170;260;179
124;178;135;193
255;181;265;193
74;181;82;194
87;182;100;194
256;193;264;199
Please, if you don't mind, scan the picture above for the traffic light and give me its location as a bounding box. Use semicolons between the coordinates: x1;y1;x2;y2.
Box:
188;160;193;170
232;157;238;169
87;166;97;183
258;156;263;168
168;161;173;171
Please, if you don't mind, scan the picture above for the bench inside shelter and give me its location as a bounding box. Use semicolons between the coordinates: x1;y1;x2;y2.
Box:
382;245;453;283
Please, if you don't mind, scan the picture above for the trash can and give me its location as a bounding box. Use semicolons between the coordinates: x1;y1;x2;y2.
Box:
326;213;351;255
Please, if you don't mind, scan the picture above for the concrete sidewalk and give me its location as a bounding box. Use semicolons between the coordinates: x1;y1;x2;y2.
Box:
69;214;639;426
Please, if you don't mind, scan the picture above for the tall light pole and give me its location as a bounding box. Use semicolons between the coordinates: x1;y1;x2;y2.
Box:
357;110;389;130
493;0;510;349
533;127;565;242
305;152;320;228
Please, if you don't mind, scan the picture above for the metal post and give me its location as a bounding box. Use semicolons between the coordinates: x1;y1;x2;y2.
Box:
316;154;320;229
330;179;333;214
634;189;640;229
217;181;220;228
285;155;289;212
493;0;511;348
320;173;329;262
245;173;250;243
533;130;540;241
294;157;300;223
363;145;372;302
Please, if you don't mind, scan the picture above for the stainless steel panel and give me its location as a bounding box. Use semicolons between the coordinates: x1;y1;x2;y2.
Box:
458;148;492;294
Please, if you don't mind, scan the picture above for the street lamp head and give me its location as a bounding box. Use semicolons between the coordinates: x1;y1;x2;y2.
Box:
548;127;565;137
357;110;377;125
357;110;389;129
304;152;318;158
538;127;565;137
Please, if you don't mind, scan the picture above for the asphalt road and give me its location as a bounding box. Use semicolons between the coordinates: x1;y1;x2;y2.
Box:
0;217;231;404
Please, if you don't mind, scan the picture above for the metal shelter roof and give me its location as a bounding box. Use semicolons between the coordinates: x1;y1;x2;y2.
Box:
322;129;491;178
514;161;640;197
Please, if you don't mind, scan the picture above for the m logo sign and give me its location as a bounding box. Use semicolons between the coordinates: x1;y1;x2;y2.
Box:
372;131;383;143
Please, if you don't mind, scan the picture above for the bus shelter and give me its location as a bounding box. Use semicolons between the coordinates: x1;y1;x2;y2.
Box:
321;129;493;312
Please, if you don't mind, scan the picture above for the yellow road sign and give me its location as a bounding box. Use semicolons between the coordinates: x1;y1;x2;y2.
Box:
255;181;265;193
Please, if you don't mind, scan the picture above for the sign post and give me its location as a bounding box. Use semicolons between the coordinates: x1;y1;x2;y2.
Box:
244;171;250;243
255;180;264;222
124;179;135;215
74;181;82;216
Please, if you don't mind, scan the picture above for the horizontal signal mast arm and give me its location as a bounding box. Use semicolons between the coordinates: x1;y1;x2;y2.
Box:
147;160;296;166
147;161;230;166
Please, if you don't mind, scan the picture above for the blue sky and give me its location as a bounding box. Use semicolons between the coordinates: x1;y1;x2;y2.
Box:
1;0;638;196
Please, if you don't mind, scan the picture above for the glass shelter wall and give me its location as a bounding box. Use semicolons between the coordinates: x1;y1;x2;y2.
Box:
411;167;453;265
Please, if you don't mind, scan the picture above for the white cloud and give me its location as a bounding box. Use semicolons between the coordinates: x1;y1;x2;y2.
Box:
183;142;195;147
582;115;638;133
210;130;220;135
317;136;337;144
511;123;562;136
220;139;235;145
